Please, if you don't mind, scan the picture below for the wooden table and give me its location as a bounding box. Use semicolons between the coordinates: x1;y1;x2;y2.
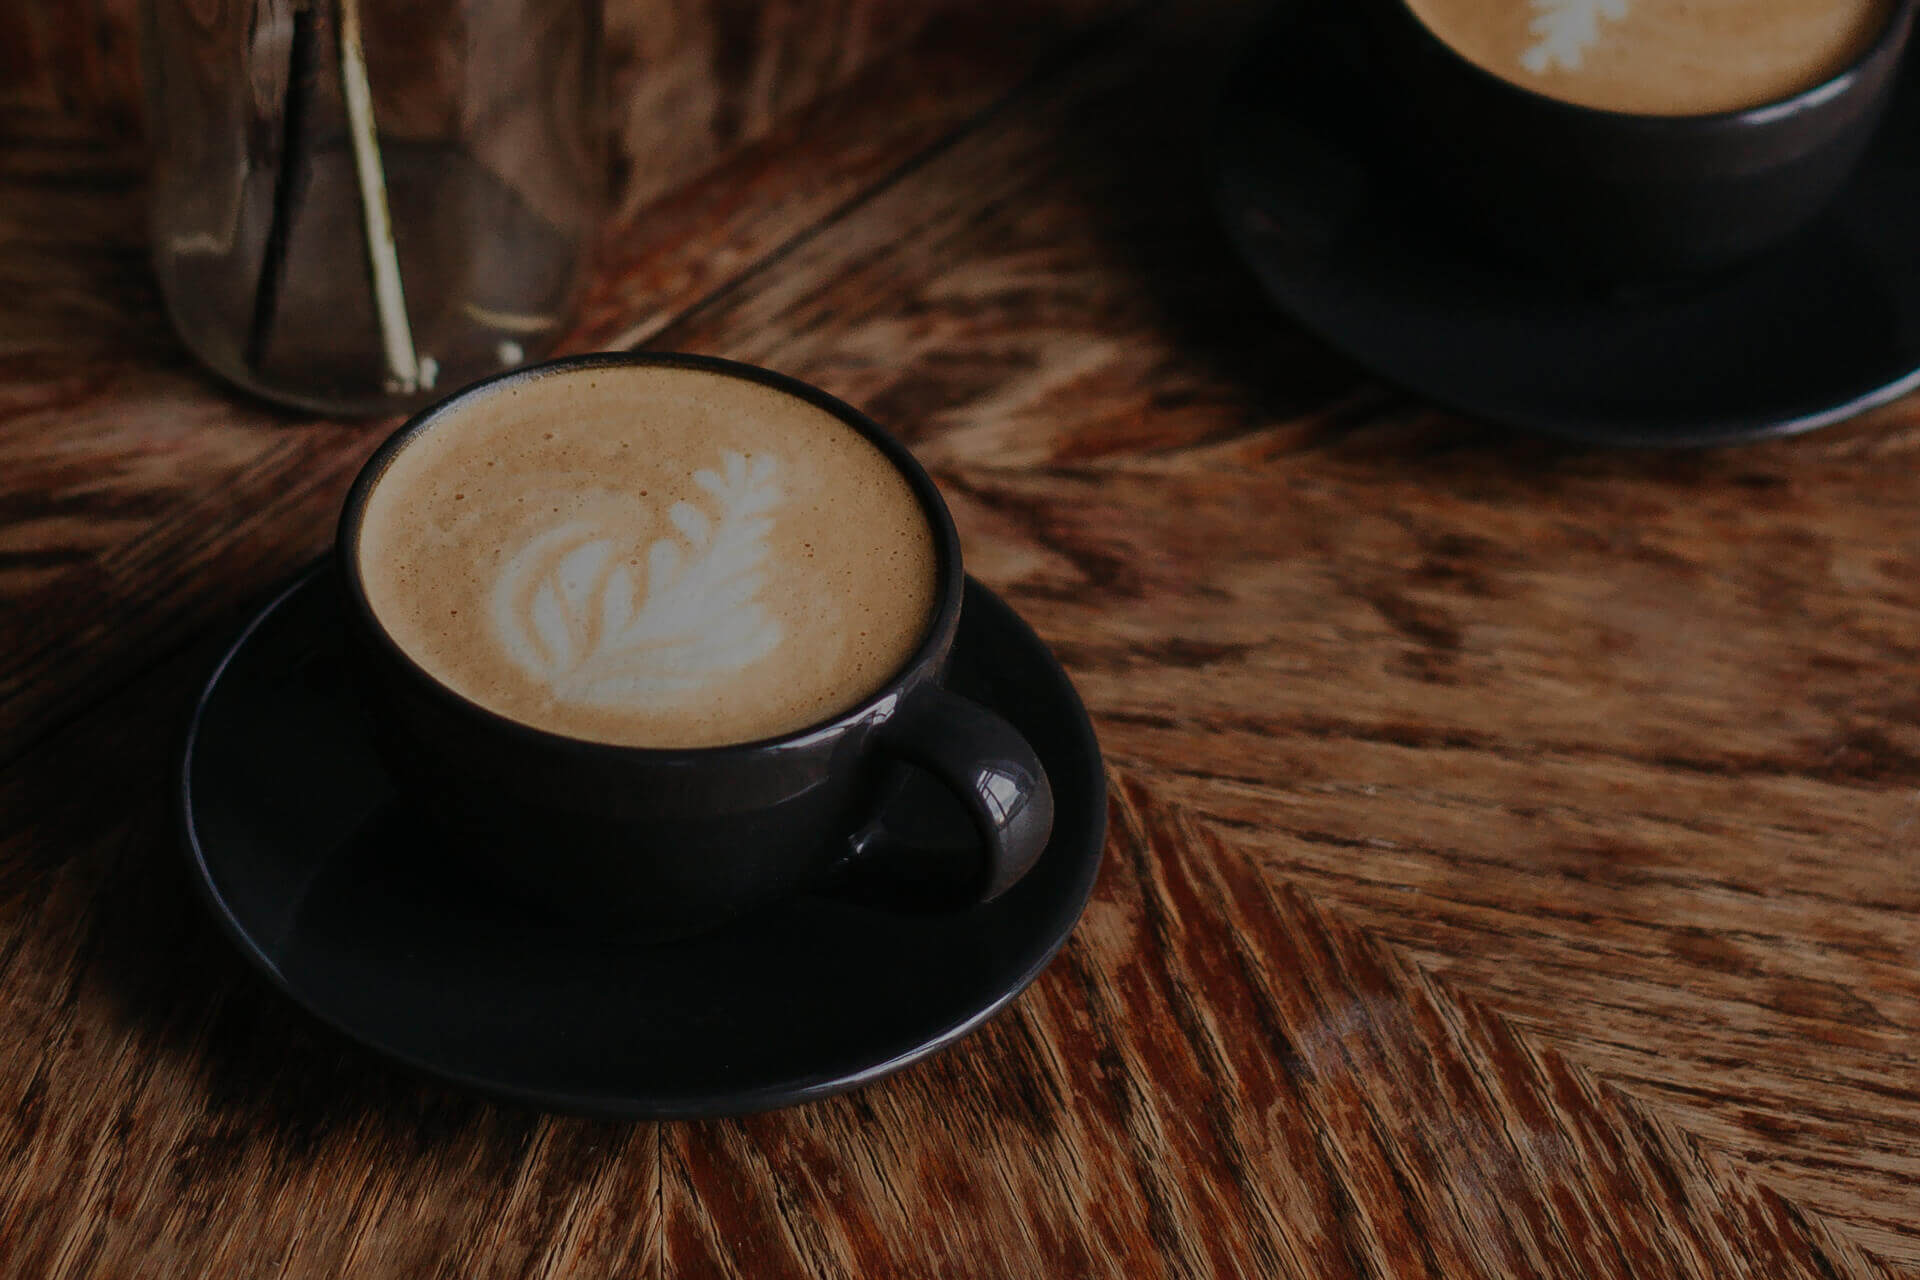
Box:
7;1;1920;1275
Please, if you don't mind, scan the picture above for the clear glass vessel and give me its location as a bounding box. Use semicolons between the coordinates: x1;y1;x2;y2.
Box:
144;0;604;416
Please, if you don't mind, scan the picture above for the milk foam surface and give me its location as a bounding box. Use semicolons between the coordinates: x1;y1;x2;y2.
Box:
357;364;939;747
1403;0;1894;115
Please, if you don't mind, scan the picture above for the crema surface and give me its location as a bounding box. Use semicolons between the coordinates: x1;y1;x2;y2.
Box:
1403;0;1894;115
357;364;939;747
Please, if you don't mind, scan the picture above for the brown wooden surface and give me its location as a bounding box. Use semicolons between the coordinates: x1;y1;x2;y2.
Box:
7;0;1920;1275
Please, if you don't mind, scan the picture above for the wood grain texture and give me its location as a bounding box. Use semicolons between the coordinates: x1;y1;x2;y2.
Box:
7;0;1920;1276
0;0;1103;208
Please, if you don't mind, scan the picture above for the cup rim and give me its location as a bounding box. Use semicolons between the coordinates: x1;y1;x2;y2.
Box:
335;351;967;762
1386;0;1918;128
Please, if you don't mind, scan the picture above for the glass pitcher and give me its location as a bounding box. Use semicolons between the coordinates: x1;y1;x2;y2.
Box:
144;0;605;415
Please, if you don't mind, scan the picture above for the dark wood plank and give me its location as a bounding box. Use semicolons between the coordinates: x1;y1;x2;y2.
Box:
4;0;1920;1277
568;0;1920;1267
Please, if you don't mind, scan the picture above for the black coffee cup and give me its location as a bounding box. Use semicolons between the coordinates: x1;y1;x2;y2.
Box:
336;353;1054;939
1363;0;1918;279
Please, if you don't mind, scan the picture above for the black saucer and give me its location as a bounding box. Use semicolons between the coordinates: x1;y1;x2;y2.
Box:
1211;4;1920;447
179;565;1105;1119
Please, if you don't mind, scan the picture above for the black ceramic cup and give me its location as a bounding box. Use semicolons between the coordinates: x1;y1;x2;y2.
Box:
336;353;1054;939
1362;0;1918;279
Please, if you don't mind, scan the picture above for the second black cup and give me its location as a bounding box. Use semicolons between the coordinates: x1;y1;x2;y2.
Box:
1363;0;1918;279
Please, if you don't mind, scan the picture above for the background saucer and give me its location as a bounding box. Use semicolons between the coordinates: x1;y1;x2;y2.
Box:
179;565;1106;1119
1211;3;1920;446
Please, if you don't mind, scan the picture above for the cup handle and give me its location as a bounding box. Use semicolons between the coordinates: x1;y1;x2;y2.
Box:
842;684;1054;907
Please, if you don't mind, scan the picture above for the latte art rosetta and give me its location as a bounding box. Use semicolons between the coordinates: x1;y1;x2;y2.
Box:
490;451;790;708
1522;0;1627;74
356;363;939;746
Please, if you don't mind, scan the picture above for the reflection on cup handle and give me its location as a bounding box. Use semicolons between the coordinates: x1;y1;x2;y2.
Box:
846;683;1055;907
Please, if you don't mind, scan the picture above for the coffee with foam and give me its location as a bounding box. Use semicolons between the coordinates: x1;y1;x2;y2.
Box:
356;364;939;748
1402;0;1895;115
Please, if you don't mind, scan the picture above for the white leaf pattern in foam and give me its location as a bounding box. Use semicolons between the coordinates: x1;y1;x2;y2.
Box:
1521;0;1628;75
490;451;787;708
